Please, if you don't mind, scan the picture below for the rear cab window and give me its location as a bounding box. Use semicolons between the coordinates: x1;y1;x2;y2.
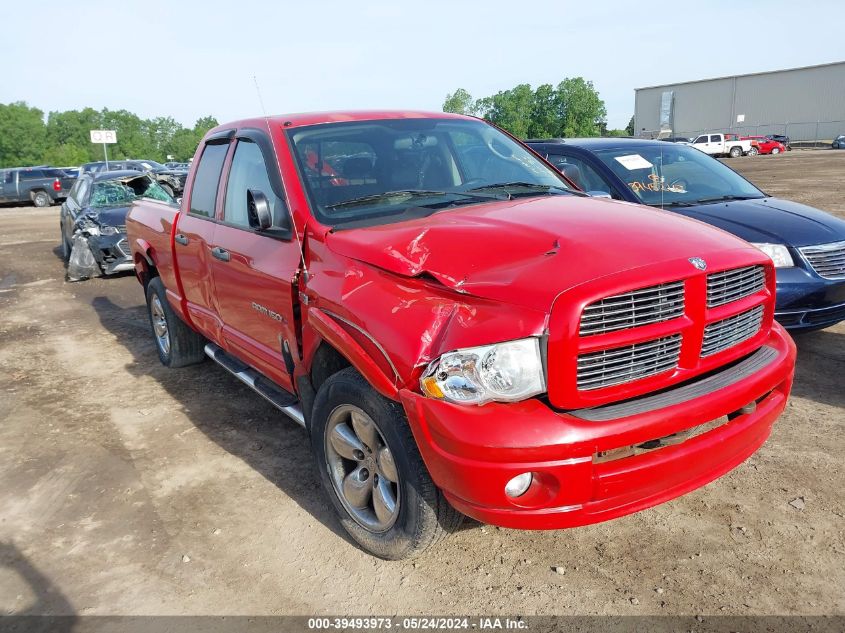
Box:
189;142;229;218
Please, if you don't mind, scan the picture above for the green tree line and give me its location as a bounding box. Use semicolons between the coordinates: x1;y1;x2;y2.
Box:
443;79;633;138
0;101;219;168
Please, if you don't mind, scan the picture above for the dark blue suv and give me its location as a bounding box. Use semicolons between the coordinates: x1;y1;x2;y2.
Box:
525;138;845;331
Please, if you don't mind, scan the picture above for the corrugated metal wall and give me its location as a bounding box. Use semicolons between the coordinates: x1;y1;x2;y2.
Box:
634;62;845;141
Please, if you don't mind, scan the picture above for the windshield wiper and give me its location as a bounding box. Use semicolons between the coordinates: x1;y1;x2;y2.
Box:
693;195;763;205
650;200;698;208
466;181;574;197
325;189;503;210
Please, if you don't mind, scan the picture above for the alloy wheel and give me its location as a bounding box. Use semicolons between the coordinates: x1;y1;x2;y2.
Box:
325;404;400;532
150;295;171;356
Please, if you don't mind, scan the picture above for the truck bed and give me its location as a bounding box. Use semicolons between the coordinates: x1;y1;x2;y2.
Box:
125;198;180;293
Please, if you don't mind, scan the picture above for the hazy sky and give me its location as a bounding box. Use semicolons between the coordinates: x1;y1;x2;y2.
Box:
3;0;844;129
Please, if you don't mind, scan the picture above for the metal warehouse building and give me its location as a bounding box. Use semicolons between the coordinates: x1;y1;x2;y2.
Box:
634;61;845;144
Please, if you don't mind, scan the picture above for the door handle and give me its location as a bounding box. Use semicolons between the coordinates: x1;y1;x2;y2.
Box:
175;233;188;246
211;246;230;262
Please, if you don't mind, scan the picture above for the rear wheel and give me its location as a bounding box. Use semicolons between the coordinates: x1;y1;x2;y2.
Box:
729;146;742;158
311;367;462;559
32;191;51;207
747;146;759;156
145;277;205;368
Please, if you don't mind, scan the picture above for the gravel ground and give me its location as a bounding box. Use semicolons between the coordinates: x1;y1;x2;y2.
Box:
0;150;843;617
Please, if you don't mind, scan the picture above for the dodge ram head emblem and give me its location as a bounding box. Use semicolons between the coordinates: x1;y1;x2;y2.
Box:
689;257;707;271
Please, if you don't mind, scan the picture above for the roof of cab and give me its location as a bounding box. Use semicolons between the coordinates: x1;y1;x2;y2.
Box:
206;110;476;135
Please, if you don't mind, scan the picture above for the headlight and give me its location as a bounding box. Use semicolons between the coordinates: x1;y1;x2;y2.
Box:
420;338;545;405
751;243;794;267
99;225;119;236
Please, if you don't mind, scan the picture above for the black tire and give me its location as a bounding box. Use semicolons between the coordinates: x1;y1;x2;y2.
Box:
747;146;759;156
32;191;51;207
729;146;742;158
311;367;462;559
60;221;70;263
145;277;205;368
771;147;781;155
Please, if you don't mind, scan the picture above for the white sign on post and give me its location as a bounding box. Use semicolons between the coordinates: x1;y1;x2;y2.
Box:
736;114;745;123
90;130;117;144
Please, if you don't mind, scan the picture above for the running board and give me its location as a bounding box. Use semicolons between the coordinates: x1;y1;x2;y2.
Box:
204;343;305;428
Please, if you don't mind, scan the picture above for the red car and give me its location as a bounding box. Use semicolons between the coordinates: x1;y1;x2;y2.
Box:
127;111;796;559
742;135;787;155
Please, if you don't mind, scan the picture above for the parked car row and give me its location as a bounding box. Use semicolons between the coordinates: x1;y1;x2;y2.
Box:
662;133;790;156
81;159;189;198
0;157;191;207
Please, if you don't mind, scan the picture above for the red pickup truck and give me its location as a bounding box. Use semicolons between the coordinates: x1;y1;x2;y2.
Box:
126;111;796;559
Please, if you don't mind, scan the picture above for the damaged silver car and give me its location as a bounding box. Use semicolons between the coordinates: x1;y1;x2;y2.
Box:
60;171;174;281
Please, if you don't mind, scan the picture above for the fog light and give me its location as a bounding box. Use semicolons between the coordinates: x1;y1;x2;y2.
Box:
504;472;533;498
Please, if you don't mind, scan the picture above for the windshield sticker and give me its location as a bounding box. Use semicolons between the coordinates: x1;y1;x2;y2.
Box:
614;154;653;170
628;174;687;194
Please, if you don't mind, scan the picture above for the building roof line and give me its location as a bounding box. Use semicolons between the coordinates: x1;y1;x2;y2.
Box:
635;60;845;92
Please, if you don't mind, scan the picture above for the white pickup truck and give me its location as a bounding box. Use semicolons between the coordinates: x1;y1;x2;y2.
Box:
688;133;753;158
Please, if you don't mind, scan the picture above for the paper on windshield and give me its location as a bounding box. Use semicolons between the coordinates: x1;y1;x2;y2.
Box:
614;154;653;170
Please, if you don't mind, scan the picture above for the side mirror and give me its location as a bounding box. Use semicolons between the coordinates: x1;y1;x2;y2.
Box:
587;191;612;198
247;189;272;231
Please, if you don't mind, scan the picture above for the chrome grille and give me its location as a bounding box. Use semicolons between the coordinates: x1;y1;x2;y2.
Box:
580;281;685;336
577;334;682;390
800;241;845;279
701;305;764;357
707;265;765;307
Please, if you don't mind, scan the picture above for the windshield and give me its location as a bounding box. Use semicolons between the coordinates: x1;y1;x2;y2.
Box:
592;144;764;207
287;118;571;227
90;175;173;208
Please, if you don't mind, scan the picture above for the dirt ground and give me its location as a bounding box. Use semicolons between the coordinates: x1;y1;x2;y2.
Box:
0;150;843;617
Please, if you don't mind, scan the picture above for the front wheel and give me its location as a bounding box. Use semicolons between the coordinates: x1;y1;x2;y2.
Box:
311;367;462;559
729;146;742;158
771;147;781;154
60;221;71;263
145;277;206;367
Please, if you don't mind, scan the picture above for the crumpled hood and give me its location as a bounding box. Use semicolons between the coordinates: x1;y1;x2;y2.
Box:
673;197;845;247
325;196;757;312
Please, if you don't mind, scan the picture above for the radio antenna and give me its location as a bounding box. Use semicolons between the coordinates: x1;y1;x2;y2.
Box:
252;74;309;281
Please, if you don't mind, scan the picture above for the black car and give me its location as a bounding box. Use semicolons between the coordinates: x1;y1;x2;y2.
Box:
525;138;845;330
832;135;845;149
81;159;187;197
766;134;791;150
60;171;174;280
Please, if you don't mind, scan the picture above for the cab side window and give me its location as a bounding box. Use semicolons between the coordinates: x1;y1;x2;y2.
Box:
546;153;620;199
224;139;285;229
189;142;229;218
